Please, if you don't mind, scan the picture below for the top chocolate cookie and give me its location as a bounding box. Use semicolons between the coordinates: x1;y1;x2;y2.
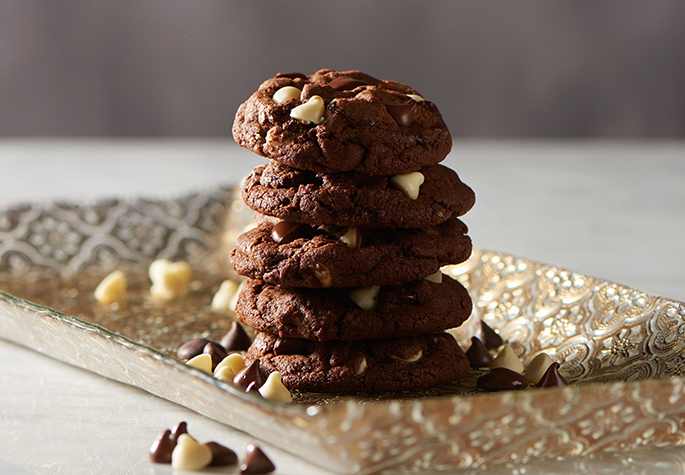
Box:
233;69;452;176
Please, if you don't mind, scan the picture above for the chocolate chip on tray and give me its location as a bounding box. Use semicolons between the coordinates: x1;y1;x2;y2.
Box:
170;421;188;443
221;321;253;352
536;362;568;388
149;429;175;464
477;367;529;392
490;344;524;373
241;443;276;474
177;338;212;360
172;434;213;471
233;360;265;390
203;341;228;370
465;337;493;368
480;320;504;349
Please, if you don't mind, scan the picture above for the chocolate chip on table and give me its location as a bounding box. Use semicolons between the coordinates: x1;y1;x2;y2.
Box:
221;321;252;352
465;337;493;368
536;362;568;388
271;220;314;244
480;320;504;349
206;441;239;466
149;429;175;464
170;421;188;443
177;338;212;360
328;76;370;91
203;342;228;370
233;360;266;390
274;337;311;356
386;101;417;127
241;443;276;474
477;367;529;392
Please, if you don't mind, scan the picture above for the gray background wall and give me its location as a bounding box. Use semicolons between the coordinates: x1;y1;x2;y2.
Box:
1;0;684;137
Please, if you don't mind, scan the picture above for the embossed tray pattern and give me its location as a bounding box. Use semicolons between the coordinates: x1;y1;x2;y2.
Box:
1;188;685;474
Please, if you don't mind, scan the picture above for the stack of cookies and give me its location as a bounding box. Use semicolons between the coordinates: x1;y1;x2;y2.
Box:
229;69;475;393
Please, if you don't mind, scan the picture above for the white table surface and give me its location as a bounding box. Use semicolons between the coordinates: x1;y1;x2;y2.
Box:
0;139;684;475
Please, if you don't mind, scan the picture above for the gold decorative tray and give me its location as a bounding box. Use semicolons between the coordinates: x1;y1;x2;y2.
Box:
1;187;685;474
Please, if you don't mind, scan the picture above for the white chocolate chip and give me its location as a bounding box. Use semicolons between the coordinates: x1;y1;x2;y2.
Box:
340;227;360;249
149;259;192;301
186;353;213;374
490;344;524;373
258;371;292;403
228;280;245;312
349;286;381;311
273;86;301;104
355;357;368;376
214;366;236;383
94;270;127;304
171;434;213;471
390;349;423;363
214;353;245;376
389;172;425;200
211;280;239;312
290;95;325;124
407;94;424;101
425;271;443;284
525;353;554;384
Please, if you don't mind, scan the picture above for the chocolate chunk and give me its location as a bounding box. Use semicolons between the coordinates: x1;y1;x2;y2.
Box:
206;441;238;466
394;289;418;305
170;421;188;443
477;367;528;392
276;72;307;80
149;429;175;464
480;321;504;350
536;362;568;388
328;76;370;91
233;360;266;390
240;443;276;474
271;220;314;244
329;346;350;367
466;337;493;368
177;338;211;360
203;342;228;371
386;101;417;127
221;321;252;352
274;337;311;356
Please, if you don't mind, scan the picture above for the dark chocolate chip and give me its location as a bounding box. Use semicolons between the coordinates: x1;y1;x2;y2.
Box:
203;342;228;371
245;380;263;397
395;289;418;305
536;362;568;389
170;421;188;443
329;346;350;367
481;321;504;350
466;337;493;368
477;367;528;392
177;338;211;360
328;76;370;91
276;72;307;80
221;321;252;352
274;337;311;356
386;101;417;127
233;360;265;390
206;441;238;466
241;443;276;474
149;429;175;464
271;220;314;244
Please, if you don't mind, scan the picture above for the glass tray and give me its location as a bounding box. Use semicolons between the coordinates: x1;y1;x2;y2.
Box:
1;187;685;474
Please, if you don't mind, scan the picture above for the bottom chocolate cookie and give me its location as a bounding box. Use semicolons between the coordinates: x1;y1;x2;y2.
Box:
243;331;469;393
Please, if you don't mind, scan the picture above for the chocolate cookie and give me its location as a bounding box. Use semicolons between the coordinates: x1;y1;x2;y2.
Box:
234;276;472;341
233;69;452;176
244;331;469;393
242;162;475;229
230;216;472;287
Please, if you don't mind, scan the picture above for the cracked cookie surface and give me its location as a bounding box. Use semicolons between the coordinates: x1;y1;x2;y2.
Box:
232;69;452;175
244;331;470;393
241;162;475;229
234;276;472;341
